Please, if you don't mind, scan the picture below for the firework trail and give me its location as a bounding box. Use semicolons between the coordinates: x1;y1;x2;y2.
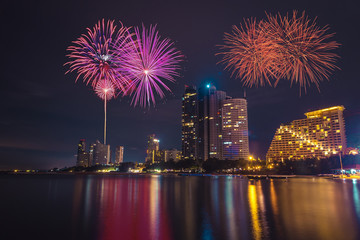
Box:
265;11;340;91
120;25;183;107
218;19;280;87
218;11;340;92
94;79;116;145
65;19;133;92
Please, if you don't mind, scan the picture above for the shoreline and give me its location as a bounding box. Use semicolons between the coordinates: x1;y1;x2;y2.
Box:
1;171;358;179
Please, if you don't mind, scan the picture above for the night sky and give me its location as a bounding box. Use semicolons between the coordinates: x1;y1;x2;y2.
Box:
1;0;359;170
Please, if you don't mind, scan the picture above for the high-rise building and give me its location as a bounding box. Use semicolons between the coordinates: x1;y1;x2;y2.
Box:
222;98;249;160
115;146;124;164
164;149;182;162
76;139;89;167
145;134;160;163
266;106;347;162
197;85;226;161
181;85;198;160
92;140;111;165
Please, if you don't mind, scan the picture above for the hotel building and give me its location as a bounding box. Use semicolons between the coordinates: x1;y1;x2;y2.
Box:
266;106;347;162
222;98;249;160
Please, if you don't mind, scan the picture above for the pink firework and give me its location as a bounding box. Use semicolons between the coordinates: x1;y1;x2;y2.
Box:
95;80;115;101
120;25;183;107
65;19;132;92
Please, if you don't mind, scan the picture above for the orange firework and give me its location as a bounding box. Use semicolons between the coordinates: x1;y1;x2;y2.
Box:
218;19;281;87
218;12;340;92
265;11;340;92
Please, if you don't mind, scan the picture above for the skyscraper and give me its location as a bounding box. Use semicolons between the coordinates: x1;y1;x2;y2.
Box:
76;139;89;167
266;106;347;162
115;146;124;164
145;134;160;163
197;85;226;161
181;85;198;160
221;98;249;160
92;140;111;165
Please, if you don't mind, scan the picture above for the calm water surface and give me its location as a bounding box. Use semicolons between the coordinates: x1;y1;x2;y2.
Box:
0;174;359;240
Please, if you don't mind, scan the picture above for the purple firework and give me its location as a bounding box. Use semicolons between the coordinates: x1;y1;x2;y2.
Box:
65;19;132;92
120;25;183;107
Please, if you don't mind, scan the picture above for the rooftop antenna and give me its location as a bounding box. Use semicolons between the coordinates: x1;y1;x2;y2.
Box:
244;89;247;98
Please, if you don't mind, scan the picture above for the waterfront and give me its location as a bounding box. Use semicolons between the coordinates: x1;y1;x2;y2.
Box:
0;175;359;240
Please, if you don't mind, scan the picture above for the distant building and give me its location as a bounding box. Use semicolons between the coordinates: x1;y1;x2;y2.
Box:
115;146;124;164
154;150;164;163
92;140;110;165
222;98;249;160
76;139;89;167
145;134;160;163
266;106;347;162
197;85;226;161
89;143;95;166
181;86;198;160
164;149;181;162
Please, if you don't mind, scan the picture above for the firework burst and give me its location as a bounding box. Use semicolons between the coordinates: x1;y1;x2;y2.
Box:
120;25;183;107
265;11;340;91
95;80;116;101
218;19;281;87
65;19;133;92
218;11;340;92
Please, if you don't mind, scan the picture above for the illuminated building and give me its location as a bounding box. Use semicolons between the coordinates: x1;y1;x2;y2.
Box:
198;85;226;161
92;140;111;165
266;106;347;162
145;134;160;163
115;146;124;164
164;149;181;162
76;139;89;167
181;85;198;160
221;98;249;160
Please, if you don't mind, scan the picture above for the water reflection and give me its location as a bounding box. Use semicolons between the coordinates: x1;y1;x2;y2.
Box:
65;176;360;240
353;180;360;221
3;175;359;240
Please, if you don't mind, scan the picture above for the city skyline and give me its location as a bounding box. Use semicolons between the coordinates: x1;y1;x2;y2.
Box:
72;89;352;166
1;0;360;170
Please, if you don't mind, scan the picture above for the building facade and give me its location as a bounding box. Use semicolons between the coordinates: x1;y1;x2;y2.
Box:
164;149;182;162
115;146;124;164
181;86;198;160
145;134;160;163
89;143;95;166
266;106;347;162
197;85;227;161
92;140;111;165
222;98;249;160
76;139;89;167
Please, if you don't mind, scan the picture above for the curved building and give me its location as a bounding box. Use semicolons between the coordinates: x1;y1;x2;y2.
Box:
266;106;347;162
